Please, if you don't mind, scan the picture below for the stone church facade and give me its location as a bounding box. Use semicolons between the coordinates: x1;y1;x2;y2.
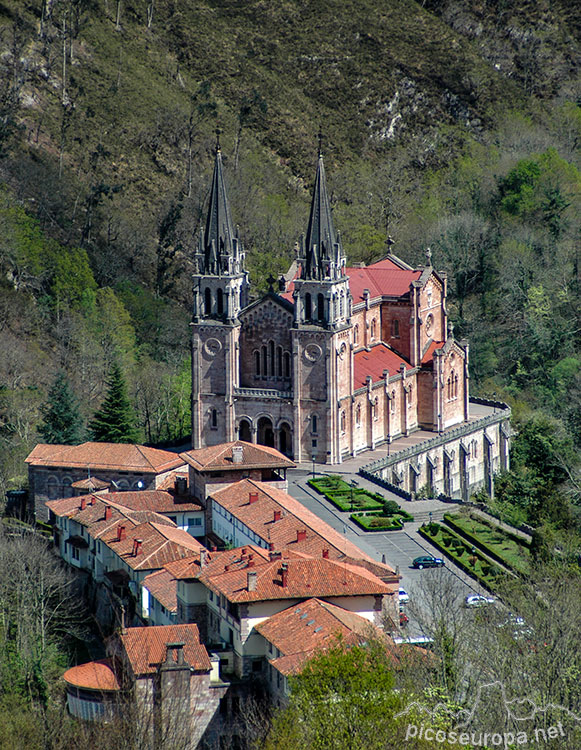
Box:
191;142;510;497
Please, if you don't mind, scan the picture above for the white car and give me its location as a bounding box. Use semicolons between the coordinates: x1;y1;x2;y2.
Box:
464;594;495;608
398;587;409;604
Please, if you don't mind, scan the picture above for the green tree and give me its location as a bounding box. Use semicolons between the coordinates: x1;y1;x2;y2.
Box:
38;372;84;445
88;362;139;443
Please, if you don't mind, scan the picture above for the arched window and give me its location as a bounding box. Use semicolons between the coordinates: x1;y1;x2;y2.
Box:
211;409;218;428
311;414;318;433
47;475;59;500
390;391;396;414
318;293;325;321
372;399;378;421
391;319;399;338
269;340;275;376
204;288;212;315
62;476;73;498
217;288;224;315
254;351;260;376
261;346;267;376
454;373;459;399
371;319;376;340
355;404;361;426
305;293;312;320
277;346;282;377
284;352;291;378
340;411;346;433
116;479;130;490
354;325;359;345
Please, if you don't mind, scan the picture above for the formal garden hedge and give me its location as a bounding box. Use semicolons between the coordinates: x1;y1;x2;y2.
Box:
443;513;531;576
418;521;507;590
308;475;413;529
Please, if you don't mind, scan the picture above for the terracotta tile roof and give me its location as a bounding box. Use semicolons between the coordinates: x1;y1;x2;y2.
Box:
353;344;410;388
25;442;185;473
199;549;391;603
143;568;177;613
346;264;421;304
256;597;381;656
71;477;110;490
156;471;188;491
63;658;120;691
100;490;203;514
180;441;295;471
119;624;211;675
101;521;204;572
164;545;270;581
421;340;444;364
210;479;390;569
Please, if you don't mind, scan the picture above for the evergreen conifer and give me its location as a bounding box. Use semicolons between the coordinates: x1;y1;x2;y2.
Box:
89;362;139;443
39;372;84;444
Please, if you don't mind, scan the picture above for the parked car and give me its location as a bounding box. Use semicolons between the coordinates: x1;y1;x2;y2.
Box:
398;587;409;604
464;594;496;608
412;555;445;569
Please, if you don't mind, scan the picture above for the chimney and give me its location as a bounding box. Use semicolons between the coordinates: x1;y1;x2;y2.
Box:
132;538;143;556
297;529;307;543
211;546;217;552
174;476;187;496
241;547;247;555
165;641;186;666
80;497;86;511
273;510;282;522
269;550;281;561
268;542;274;551
104;505;112;521
249;492;259;504
322;548;329;559
117;525;126;542
232;445;244;464
90;496;96;505
247;570;257;591
247;558;254;568
200;549;208;568
280;562;288;587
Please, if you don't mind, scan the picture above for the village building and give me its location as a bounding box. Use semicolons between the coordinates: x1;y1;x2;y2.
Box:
190;142;511;499
27;442;186;519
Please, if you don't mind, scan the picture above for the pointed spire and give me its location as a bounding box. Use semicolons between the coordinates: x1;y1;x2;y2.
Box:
303;141;340;280
203;132;235;275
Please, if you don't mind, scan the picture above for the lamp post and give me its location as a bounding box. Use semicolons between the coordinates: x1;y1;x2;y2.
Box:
312;454;316;479
429;511;433;525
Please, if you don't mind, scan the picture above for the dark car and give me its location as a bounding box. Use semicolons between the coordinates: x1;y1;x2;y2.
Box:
412;555;445;569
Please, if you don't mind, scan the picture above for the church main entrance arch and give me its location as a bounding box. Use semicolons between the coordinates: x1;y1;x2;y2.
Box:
257;416;275;448
238;419;252;443
278;422;292;458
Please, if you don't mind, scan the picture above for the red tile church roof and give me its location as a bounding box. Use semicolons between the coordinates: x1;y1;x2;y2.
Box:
63;659;120;692
345;265;421;303
353;344;409;388
26;442;184;473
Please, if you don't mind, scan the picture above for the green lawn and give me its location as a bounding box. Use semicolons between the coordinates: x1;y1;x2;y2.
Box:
308;476;385;511
444;513;531;576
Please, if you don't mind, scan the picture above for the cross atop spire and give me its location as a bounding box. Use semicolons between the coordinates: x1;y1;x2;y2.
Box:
215;126;221;152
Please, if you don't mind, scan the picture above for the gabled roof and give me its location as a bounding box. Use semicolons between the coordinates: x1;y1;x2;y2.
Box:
71;477;110;491
180;441;295;472
421;340;444;365
101;521;204;572
199;549;391;603
26;442;185;474
119;624;211;676
346;264;421;304
255;597;381;658
143;568;177;614
95;489;202;514
164;545;271;581
239;291;294;317
353;344;410;388
209;479;388;568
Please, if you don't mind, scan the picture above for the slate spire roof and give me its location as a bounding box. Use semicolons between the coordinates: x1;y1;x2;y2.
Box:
200;135;236;275
302;148;343;281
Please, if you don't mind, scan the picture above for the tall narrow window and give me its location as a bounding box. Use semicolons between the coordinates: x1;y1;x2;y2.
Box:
354;325;359;345
217;288;224;315
254;351;260;376
390;391;396;414
355;404;361;426
312;415;318;433
318;293;325;321
204;288;212;315
447;376;451;400
340;411;346;433
339;291;344;317
284;352;291;378
211;409;217;428
454;373;459;399
305;293;312;320
391;319;399;338
269;340;275;376
277;347;282;377
261;346;267;376
371;319;377;340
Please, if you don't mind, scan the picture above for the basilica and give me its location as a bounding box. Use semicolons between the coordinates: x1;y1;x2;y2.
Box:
191;140;510;497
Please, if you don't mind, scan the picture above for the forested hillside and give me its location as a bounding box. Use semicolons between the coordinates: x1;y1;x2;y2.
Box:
0;0;580;535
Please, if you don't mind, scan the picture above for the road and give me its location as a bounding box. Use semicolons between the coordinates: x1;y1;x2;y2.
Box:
287;468;488;638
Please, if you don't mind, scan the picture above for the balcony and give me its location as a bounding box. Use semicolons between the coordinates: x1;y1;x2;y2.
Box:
234;386;292;400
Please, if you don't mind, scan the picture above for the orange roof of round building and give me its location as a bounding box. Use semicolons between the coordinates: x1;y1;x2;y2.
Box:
63;659;120;692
